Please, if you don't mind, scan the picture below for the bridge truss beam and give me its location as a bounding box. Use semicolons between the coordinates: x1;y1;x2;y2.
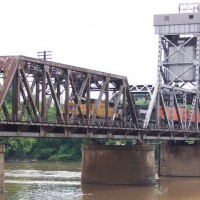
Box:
0;56;140;139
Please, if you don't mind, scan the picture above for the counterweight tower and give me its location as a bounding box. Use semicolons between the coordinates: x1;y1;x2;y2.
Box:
143;3;200;135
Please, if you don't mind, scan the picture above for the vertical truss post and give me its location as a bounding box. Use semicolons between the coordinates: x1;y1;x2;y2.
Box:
105;78;109;125
12;69;20;121
64;70;70;123
122;86;127;122
169;89;174;129
195;35;200;130
56;80;61;119
41;65;47;122
183;92;187;131
160;92;171;129
174;92;184;129
35;79;40;111
157;36;163;85
57;81;61;104
86;74;91;123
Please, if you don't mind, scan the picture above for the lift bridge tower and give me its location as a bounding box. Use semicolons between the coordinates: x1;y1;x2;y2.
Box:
143;3;200;134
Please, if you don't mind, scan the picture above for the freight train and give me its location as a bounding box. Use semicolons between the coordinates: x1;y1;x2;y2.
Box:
68;98;198;124
68;98;121;118
137;105;198;123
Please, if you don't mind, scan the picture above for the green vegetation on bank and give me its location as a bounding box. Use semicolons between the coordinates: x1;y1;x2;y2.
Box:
0;137;90;162
0;138;134;162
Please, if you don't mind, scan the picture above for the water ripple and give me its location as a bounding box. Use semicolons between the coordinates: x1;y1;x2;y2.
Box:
5;170;81;179
5;180;81;186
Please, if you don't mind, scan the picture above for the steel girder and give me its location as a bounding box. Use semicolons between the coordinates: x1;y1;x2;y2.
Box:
143;33;200;141
0;56;140;139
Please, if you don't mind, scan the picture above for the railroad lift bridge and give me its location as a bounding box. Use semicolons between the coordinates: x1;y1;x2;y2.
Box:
1;3;200;142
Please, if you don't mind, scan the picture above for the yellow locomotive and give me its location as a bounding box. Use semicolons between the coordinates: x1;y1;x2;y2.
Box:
69;99;121;118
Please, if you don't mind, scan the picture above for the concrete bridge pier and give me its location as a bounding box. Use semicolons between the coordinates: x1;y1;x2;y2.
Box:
81;144;155;185
0;145;5;199
159;143;200;176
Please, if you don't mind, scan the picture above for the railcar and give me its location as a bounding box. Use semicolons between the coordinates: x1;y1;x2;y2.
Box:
68;99;121;118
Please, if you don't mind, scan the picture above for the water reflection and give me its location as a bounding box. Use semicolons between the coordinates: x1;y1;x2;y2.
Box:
158;177;200;200
82;178;200;200
82;184;157;200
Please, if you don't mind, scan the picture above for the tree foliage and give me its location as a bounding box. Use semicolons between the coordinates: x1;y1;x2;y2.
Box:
0;137;84;162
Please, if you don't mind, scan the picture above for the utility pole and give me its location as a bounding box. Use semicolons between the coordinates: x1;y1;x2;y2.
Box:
37;51;52;61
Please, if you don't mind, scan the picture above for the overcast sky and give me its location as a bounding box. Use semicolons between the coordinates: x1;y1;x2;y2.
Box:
0;0;193;85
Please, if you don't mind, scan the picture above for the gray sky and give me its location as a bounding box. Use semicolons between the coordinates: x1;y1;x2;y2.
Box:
0;0;192;85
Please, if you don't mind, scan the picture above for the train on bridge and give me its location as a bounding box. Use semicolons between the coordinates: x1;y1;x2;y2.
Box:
68;98;121;119
137;105;199;124
69;96;198;124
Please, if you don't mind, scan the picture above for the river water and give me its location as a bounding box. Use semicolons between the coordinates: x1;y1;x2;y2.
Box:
3;161;200;200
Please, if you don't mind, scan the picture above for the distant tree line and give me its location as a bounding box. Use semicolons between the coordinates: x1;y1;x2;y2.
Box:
0;137;134;161
0;137;89;161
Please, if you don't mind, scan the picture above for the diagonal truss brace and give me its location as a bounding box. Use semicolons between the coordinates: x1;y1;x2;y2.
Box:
70;74;90;123
0;57;19;109
46;67;65;123
91;77;110;124
109;80;125;124
20;65;40;121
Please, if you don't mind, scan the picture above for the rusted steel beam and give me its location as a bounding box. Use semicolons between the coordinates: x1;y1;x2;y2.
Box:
35;80;40;110
0;55;139;138
20;65;40;121
12;69;20;119
41;65;47;120
105;78;109;125
64;70;70;122
122;86;127;122
46;69;64;123
19;56;126;80
110;81;124;124
20;78;36;119
0;57;19;109
91;77;110;124
86;73;91;121
19;82;34;120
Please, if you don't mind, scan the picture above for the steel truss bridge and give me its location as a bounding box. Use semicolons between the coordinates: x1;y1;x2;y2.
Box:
1;4;200;141
0;55;199;142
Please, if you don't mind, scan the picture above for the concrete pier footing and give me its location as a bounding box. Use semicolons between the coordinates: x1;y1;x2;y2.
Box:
0;145;5;199
81;144;155;185
159;143;200;176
